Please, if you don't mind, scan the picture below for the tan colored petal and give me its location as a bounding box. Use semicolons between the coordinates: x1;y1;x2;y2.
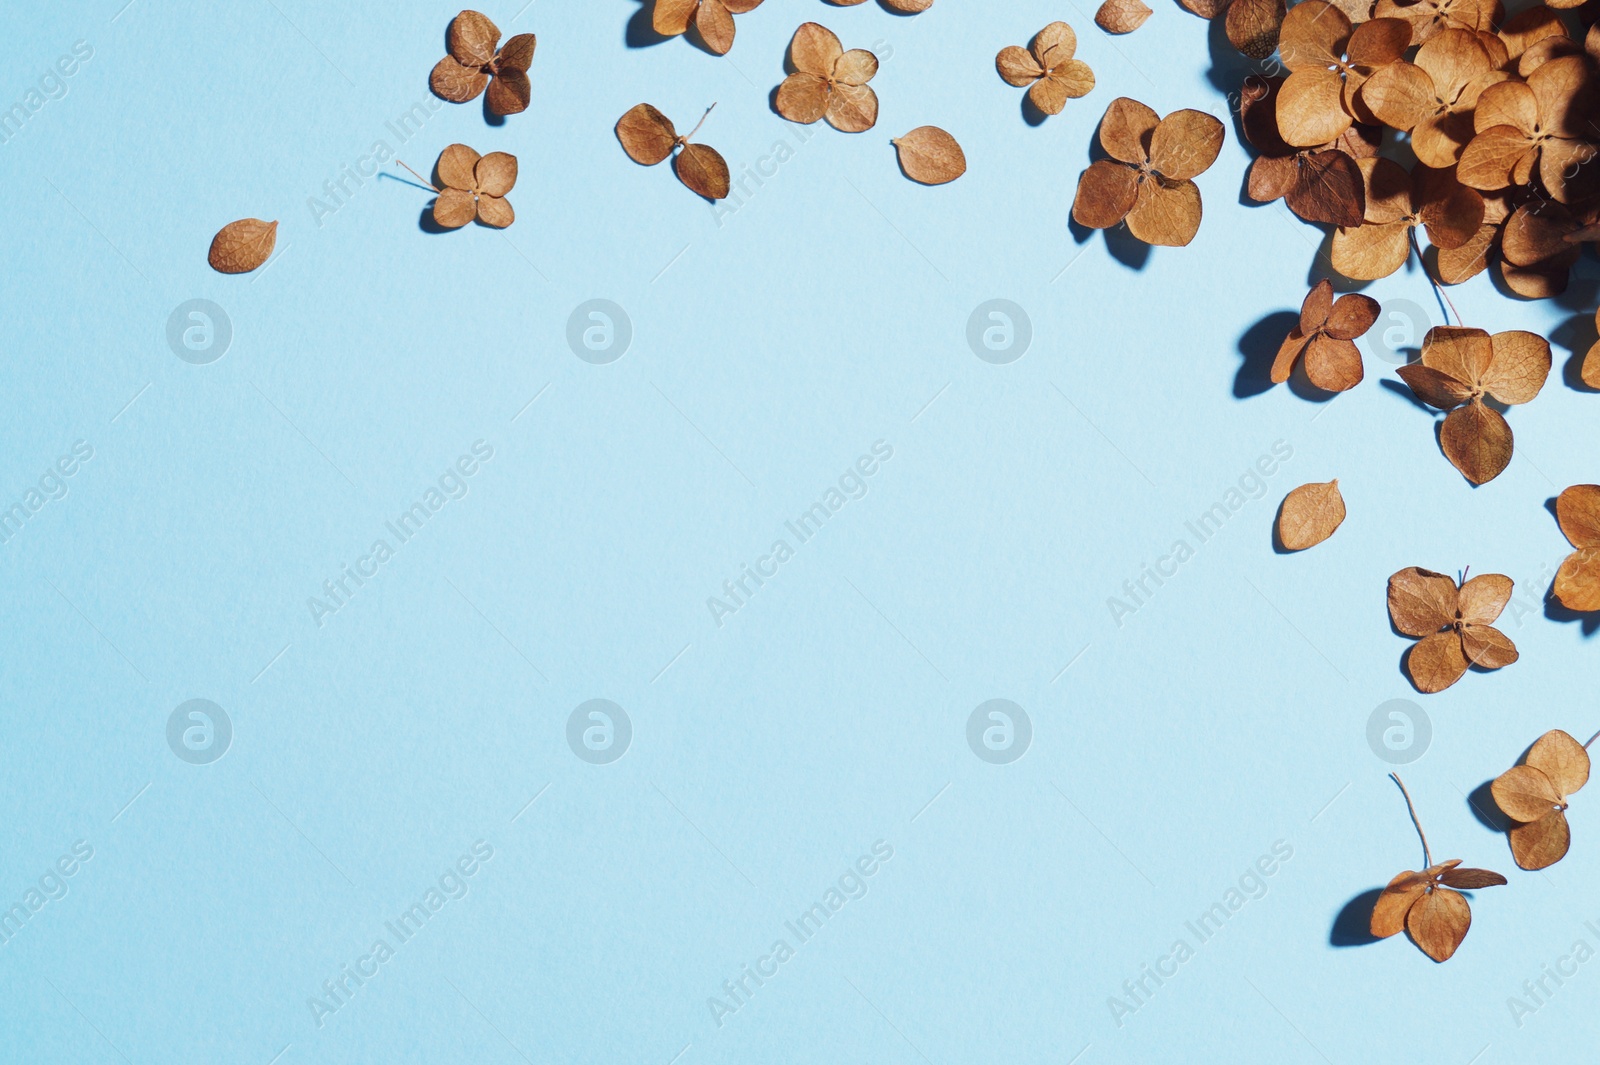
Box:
1033;21;1078;68
1472;80;1537;135
1300;278;1335;334
448;9;501;67
1530;56;1594;138
207;218;277;274
430;56;489;103
1415;27;1492;97
825;83;877;133
1408;629;1471;691
653;0;698;36
432;188;477;228
1096;0;1153;34
1099;97;1160;164
475;152;517;197
1325;293;1381;339
616;104;678;165
1417;171;1485;250
1331;219;1410;279
1421;325;1492;383
1437;866;1507;888
1150;109;1224;179
1249;154;1299;204
1528;730;1590;797
1396;363;1475;408
1498;5;1568;60
892;126;966;185
1461;622;1517;667
1458;573;1513;624
1492;764;1563;821
997;45;1044;86
1278;68;1355;147
1371;871;1428;938
833;49;879;86
882;0;932;10
1271;329;1311;384
790;22;842;76
1285;149;1367;227
1482;330;1550;405
776;73;830;124
1126;177;1203;246
1435;223;1495;284
1557;485;1600;548
675;142;731;199
1359;156;1413;223
1277;479;1347;550
1305;335;1365;390
1349;17;1413;65
1554;547;1600;611
1226;0;1287;59
1458;126;1535;190
486;69;531;116
497;33;536;72
1411;110;1477;168
1406;886;1471;961
1440;400;1513;485
1501;257;1576;298
474;193;514;228
1540;138;1600;204
437;143;481;191
695;0;736;55
1389;566;1460;635
1509;813;1572;870
1279;0;1351;70
1073;161;1140;228
1361;61;1436;131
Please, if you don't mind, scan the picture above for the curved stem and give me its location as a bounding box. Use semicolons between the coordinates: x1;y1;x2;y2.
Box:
395;160;439;193
1584;729;1600;750
683;102;717;144
1391;772;1431;869
1409;229;1461;328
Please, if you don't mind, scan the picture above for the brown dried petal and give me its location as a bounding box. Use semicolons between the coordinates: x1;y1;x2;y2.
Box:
1073;161;1140;228
1396;363;1475;408
497;33;536;71
437;143;481;191
893;126;966;185
1388;566;1459;635
1362;61;1436;131
1299;279;1335;334
1096;0;1153;34
675;142;731;199
998;45;1045;86
1421;325;1492;384
1149;110;1224;179
1031;64;1095;114
1277;479;1346;549
431;56;489;103
1349;17;1413;64
1493;764;1564;821
449;10;501;67
696;0;737;56
883;0;932;10
654;0;697;35
432;188;477;228
475;152;517;197
776;74;830;124
475;193;514;228
791;22;843;77
1099;97;1160;164
208;218;278;274
1226;0;1287;59
1126;177;1203;246
1406;886;1471;961
1305;335;1366;390
1440;400;1513;485
1557;485;1600;548
1528;729;1590;797
1435;223;1494;284
1407;631;1471;691
1279;1;1351;70
1481;330;1550;405
1498;6;1567;60
1509;813;1571;870
1331;219;1410;279
1033;21;1079;68
1458;572;1513;624
616;104;678;165
1271;329;1311;383
486;69;531;116
1461;622;1517;667
834;49;879;86
1459;126;1535;190
826;83;878;133
1437;867;1507;888
1554;547;1600;611
1325;293;1380;339
1371;871;1428;937
1286;150;1366;227
1278;68;1354;147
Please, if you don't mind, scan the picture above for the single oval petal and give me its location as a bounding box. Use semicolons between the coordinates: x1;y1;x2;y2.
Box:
1482;330;1550;405
1098;97;1161;164
790;22;843;76
1554;547;1600;611
1072;161;1140;229
776;73;830;124
825;83;878;133
1371;871;1428;938
475;193;514;228
1461;622;1518;668
475;151;518;197
833;48;879;86
616;104;678;165
1149;109;1224;179
695;0;737;55
1096;0;1153;34
1458;573;1513;624
449;9;501;67
430;56;489;103
1406;886;1471;961
1125;176;1203;246
1277;479;1346;550
1492;764;1564;822
1440;400;1513;485
437;143;481;191
208;218;278;274
432;188;477;228
1509;812;1572;870
1305;335;1365;391
1526;729;1590;797
486;69;531;116
675;142;731;199
893;126;966;185
1557;485;1600;548
997;45;1044;86
1388;566;1460;636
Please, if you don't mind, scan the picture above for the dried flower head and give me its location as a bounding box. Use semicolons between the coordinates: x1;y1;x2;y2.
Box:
208;218;278;274
1491;729;1592;869
1395;326;1549;484
1388;566;1517;692
653;0;763;56
1371;774;1506;962
1372;0;1498;46
892;126;966;185
1271;279;1378;390
1331;160;1484;280
1552;485;1600;611
430;10;536;116
1241;75;1373;226
1276;3;1411;145
400;145;517;228
996;23;1095;115
776;23;879;132
1071;98;1224;246
615;103;731;200
1458;56;1600;204
1277;479;1346;549
1360;29;1507;167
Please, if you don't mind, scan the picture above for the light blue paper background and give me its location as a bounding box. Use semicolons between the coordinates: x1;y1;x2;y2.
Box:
2;1;1598;1062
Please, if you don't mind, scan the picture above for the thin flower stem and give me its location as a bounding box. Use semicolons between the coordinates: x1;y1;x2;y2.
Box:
1409;229;1462;328
682;102;717;144
1391;772;1432;869
1584;729;1600;749
395;160;439;193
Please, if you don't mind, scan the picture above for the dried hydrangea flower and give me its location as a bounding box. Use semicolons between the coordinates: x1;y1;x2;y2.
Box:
1276;2;1410;145
1271;280;1379;390
1492;729;1592;869
1388;567;1518;691
776;23;879;132
1552;486;1600;612
616;103;731;200
399;145;517;228
653;0;763;56
1071;98;1224;246
430;10;536;116
1241;75;1372;226
1360;28;1507;167
996;22;1095;115
1331;159;1484;279
1459;57;1600;204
